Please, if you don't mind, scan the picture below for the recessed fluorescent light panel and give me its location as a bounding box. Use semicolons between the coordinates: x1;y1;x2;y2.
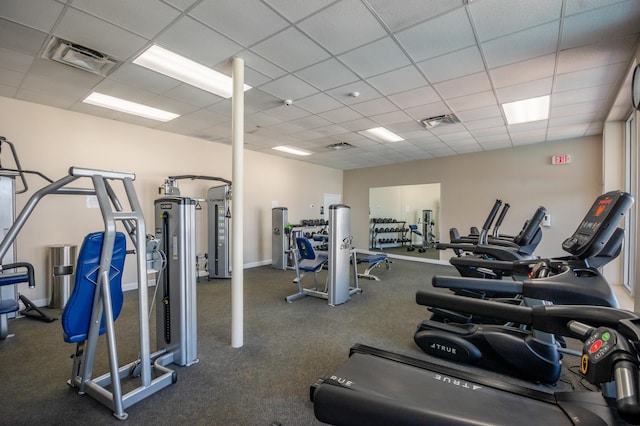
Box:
359;127;404;143
83;92;179;122
134;45;251;98
272;146;312;156
502;95;550;125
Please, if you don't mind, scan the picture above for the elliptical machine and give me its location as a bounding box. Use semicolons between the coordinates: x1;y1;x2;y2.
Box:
414;191;633;383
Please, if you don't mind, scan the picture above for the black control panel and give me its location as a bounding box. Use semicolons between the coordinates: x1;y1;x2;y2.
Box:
561;190;633;258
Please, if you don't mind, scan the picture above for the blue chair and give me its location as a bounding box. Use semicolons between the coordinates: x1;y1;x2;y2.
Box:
285;237;329;302
61;231;126;344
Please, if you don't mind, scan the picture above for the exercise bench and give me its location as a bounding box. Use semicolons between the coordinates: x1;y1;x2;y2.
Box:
0;262;54;339
355;253;390;281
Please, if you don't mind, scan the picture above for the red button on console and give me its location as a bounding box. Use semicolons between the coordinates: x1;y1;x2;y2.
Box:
589;340;602;353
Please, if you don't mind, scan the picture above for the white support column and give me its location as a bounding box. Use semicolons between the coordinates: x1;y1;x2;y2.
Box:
231;57;244;348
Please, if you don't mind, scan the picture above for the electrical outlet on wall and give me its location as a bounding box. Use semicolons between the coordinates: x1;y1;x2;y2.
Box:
543;214;551;227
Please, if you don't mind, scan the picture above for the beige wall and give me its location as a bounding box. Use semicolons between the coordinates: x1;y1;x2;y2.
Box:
345;136;603;262
0;96;342;304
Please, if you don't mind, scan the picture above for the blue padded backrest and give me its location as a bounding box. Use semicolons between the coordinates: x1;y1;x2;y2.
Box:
296;237;316;260
61;232;126;344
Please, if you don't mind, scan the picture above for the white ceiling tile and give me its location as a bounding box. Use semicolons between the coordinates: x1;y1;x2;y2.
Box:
71;0;180;39
349;97;398;116
161;0;199;11
470;0;562;42
264;104;311;121
26;57;102;90
388;86;441;109
489;54;556;88
550;101;600;118
295;92;345;114
471;126;510;138
435;71;492;100
552;84;616;106
155;16;243;66
297;0;387;55
454;104;502;121
405;101;451;121
338;37;411;79
326;80;381;104
0;46;34;73
55;8;148;59
367;65;428;96
561;1;640;49
418;46;485;84
288;114;333;131
0;67;22;88
244;88;282;111
554;62;627;92
446;91;497;112
547;123;589;139
0;83;18;98
557;35;637;75
466;116;507;130
295;59;359;91
0;0;65;32
262;0;335;23
370;110;412;126
0;19;48;55
0;0;638;170
396;8;476;62
190;0;288;46
339;117;379;132
367;0;464;32
482;21;559;69
260;74;319;101
251;26;330;72
549;113;598;127
110;63;181;95
162;82;229;107
233;50;287;80
318;106;363;124
495;77;552;103
478;139;512;150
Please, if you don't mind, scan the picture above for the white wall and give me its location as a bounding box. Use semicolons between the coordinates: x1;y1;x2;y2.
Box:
0;96;342;304
345;136;603;262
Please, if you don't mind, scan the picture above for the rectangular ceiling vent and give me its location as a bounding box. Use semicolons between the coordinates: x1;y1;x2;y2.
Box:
420;114;459;130
41;37;118;77
327;142;354;150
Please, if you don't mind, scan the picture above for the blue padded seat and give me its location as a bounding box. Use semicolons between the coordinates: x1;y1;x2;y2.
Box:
355;253;390;281
0;299;19;315
296;237;328;272
61;232;126;344
0;274;28;314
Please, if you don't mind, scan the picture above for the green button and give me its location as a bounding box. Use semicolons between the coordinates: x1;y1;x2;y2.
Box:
602;332;610;342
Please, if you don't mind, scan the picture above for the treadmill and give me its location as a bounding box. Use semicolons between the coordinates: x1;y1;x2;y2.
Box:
311;294;640;425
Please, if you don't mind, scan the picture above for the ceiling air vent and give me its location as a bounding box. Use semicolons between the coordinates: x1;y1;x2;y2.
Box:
327;142;354;150
41;37;118;77
420;114;460;130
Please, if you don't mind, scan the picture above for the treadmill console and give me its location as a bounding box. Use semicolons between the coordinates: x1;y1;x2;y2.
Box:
561;191;633;258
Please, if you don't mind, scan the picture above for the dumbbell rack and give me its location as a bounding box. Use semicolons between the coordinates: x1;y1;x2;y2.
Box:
370;218;408;250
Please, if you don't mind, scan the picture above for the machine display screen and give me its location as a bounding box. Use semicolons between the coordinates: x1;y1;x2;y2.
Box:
562;190;632;258
576;196;615;236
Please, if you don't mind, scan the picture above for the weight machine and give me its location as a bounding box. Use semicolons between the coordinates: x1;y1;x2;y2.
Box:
285;204;362;306
159;176;232;280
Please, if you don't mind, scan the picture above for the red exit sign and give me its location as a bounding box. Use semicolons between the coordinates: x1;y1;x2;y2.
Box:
551;154;571;165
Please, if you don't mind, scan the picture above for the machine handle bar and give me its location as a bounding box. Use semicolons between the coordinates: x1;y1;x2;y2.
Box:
416;290;636;336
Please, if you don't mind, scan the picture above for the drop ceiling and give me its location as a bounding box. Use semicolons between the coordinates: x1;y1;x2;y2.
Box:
1;0;639;170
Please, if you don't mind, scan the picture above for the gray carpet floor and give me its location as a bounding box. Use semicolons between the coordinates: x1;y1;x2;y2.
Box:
0;259;587;425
